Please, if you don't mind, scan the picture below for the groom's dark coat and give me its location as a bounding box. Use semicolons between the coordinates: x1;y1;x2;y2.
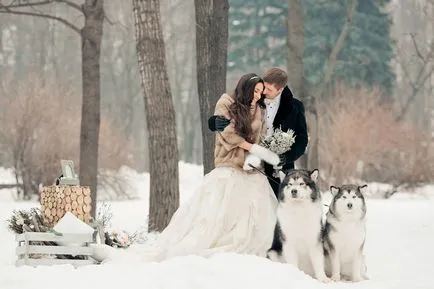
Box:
264;86;308;196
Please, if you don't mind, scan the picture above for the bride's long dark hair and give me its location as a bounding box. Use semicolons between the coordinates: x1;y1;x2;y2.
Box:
228;73;265;143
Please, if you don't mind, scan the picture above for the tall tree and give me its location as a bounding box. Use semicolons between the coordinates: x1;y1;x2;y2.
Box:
0;0;104;218
132;0;180;232
228;0;286;72
228;0;395;96
79;0;104;219
304;0;395;95
287;0;358;169
195;0;229;175
286;0;307;169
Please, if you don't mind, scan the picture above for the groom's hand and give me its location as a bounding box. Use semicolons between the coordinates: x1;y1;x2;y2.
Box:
208;115;230;132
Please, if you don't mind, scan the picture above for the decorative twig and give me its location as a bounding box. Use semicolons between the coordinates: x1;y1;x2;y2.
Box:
31;215;40;232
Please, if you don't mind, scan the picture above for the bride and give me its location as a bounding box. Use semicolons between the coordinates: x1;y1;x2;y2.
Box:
140;73;281;262
91;73;279;263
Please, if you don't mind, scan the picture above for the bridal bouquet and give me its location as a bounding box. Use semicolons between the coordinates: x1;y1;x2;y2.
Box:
259;127;296;177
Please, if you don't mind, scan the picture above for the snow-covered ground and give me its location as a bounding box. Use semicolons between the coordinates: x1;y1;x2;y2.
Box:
0;163;434;289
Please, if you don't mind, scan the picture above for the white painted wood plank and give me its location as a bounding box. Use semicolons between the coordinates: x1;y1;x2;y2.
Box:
16;245;94;256
15;258;97;267
16;232;93;243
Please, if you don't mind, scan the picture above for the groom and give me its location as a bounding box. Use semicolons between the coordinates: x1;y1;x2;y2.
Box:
208;67;308;197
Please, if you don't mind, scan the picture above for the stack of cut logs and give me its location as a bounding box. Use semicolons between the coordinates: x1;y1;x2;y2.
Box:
40;185;92;227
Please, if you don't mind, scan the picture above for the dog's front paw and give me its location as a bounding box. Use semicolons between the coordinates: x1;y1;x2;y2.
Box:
362;271;370;281
351;275;364;282
317;276;331;283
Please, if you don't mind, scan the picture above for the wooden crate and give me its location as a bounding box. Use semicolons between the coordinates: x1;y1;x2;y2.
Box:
15;232;99;267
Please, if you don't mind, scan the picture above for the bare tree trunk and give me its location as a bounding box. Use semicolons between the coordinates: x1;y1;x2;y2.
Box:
286;0;357;170
313;0;357;99
286;0;304;99
286;0;308;169
79;0;104;218
195;0;229;175
132;0;180;232
309;0;357;170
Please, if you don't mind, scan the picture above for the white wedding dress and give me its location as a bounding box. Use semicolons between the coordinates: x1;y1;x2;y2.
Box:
143;166;278;262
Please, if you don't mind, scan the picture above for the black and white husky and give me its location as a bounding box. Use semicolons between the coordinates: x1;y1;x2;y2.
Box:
267;169;330;283
323;184;369;282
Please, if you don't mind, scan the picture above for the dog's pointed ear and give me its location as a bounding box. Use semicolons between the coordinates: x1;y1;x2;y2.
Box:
279;170;286;182
358;184;368;195
310;169;319;182
330;186;339;196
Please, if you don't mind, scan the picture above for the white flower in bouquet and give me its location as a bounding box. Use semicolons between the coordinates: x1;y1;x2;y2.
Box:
259;127;296;178
260;127;296;155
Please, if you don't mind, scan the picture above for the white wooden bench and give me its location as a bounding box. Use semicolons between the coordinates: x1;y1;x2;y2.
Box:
16;232;99;267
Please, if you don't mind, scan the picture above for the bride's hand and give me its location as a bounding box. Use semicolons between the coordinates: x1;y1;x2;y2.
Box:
238;142;279;166
251;93;261;107
250;144;279;166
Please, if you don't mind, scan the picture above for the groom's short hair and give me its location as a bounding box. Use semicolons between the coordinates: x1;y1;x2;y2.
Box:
263;68;288;89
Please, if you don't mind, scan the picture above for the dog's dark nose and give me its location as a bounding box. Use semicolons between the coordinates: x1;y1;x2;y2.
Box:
347;203;353;209
291;189;297;197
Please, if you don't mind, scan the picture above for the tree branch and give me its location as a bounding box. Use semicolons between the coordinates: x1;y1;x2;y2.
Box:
314;0;358;98
0;0;52;9
395;40;434;121
54;0;82;12
0;184;23;190
396;64;434;122
0;0;82;12
409;33;424;60
396;45;417;90
0;9;81;34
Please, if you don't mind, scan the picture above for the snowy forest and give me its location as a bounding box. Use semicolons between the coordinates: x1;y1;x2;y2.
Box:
0;0;433;230
1;1;434;288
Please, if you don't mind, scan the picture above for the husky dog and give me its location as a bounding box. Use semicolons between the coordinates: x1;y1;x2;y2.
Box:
267;169;330;283
323;184;368;282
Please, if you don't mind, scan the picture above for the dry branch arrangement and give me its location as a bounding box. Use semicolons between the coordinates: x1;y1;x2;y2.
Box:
5;208;84;259
6;208;49;234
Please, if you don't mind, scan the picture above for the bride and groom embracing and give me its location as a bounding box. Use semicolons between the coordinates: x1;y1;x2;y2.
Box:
143;67;309;262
